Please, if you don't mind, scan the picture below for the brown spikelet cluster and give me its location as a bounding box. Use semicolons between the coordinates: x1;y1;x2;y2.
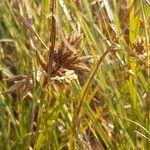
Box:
36;33;91;76
128;36;150;69
133;37;146;54
53;34;91;74
130;37;147;61
108;43;121;60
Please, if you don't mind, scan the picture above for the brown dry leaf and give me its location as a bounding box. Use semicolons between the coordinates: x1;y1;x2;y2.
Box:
4;75;28;82
1;79;28;94
1;75;33;98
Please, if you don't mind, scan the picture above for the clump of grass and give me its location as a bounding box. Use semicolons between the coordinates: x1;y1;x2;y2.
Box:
0;0;150;149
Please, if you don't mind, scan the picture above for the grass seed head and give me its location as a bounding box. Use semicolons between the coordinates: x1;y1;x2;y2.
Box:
133;37;146;54
53;33;90;74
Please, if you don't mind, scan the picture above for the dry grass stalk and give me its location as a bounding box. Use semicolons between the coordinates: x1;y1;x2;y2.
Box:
1;75;33;99
46;0;56;83
13;9;49;51
75;43;117;136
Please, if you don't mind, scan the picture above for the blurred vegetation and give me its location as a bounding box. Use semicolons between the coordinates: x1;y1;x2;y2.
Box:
0;0;150;149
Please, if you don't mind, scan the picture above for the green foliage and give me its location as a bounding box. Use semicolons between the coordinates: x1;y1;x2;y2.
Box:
0;0;150;149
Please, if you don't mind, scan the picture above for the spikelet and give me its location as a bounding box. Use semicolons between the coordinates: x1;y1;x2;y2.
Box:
53;33;91;74
133;37;146;54
128;36;150;71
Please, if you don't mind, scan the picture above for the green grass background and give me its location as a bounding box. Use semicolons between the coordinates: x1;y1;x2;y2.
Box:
0;0;150;149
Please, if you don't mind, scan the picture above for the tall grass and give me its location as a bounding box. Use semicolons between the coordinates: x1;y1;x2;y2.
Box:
0;0;150;149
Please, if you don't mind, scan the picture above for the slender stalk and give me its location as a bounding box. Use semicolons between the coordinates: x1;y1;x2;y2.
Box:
46;0;56;82
74;48;110;146
77;49;109;121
